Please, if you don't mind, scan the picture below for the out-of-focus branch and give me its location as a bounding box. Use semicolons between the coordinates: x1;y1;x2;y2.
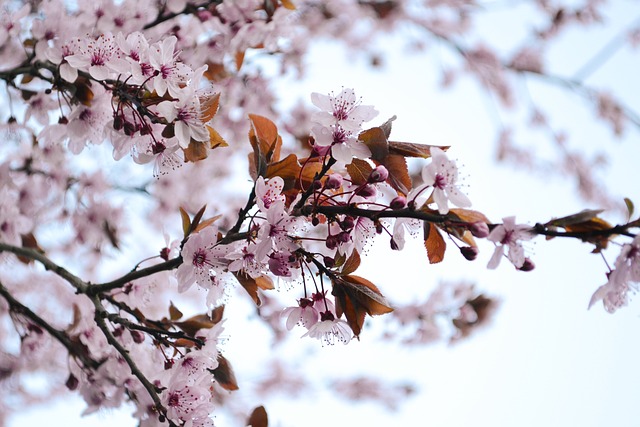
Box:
0;242;88;293
0;280;100;370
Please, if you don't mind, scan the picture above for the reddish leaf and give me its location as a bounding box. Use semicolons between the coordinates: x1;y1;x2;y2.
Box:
183;139;208;162
346;158;373;186
265;154;324;202
342;275;394;316
193;214;223;233
18;233;44;264
424;222;446;264
200;93;220;123
333;275;393;338
212;354;239;391
448;208;491;224
341;250;361;276
546;209;606;228
247;406;268;427
380;154;411;195
207;125;228;149
280;0;296;9
168;302;183;321
234;271;262;306
248;114;281;163
210;305;225;324
203;62;230;82
235;50;245;71
359;126;389;162
255;275;275;290
175;313;217;337
388;141;448;159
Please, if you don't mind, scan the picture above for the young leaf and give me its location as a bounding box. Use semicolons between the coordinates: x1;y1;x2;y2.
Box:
247;406;268;427
248;114;281;163
388;141;449;159
546;209;606;228
174;313;217;337
624;197;634;222
359;126;389;162
346;158;373;185
179;207;191;238
448;208;491;224
380;154;411;195
233;271;262;306
183;139;208;162
212;354;239;391
200;92;220;123
333;275;393;337
341;250;361;276
207;125;228;149
424;222;446;264
168;302;183;321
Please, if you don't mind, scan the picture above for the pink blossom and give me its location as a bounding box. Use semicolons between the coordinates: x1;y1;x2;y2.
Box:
302;311;352;345
176;227;221;292
311;88;378;132
255;176;286;212
421;147;471;214
281;298;319;330
487;216;534;269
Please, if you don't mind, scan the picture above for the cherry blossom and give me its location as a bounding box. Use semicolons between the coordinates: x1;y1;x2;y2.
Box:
176;226;222;292
302;311;352;345
311;88;378;132
421;147;471;214
487;216;535;269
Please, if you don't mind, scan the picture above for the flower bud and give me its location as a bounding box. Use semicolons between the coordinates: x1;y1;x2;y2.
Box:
368;165;389;183
338;231;351;243
65;373;79;391
325;235;338;249
518;257;535;271
131;330;145;344
312;179;323;190
340;215;355;230
469;221;490;238
356;184;377;198
325;174;343;189
390;196;407;210
323;256;335;268
460;246;479;261
113;115;124;130
311;216;320;227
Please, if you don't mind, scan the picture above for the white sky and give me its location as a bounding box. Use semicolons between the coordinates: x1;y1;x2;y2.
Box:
9;2;640;427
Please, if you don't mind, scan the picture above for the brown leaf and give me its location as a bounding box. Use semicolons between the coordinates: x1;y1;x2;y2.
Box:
212;354;239;391
248;114;281;163
235;51;245;71
168;302;183;321
247;406;268;427
342;275;394;316
233;271;262;306
193;214;223;233
207;126;228;149
346;158;373;186
183;139;208;162
179;207;190;238
200;93;220;123
424;222;446;264
174;313;217;337
332;282;365;338
448;208;491;224
281;0;296;9
546;209;606;228
210;305;225;324
255;275;275;290
265;154;324;202
359;126;389;162
18;233;44;264
341;250;361;276
388;141;448;159
203;62;229;82
380;154;411;195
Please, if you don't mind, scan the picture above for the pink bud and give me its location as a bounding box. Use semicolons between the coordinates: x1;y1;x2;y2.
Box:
325;174;343;189
131;330;145;344
356;184;377;198
469;222;490;238
368;165;389;183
